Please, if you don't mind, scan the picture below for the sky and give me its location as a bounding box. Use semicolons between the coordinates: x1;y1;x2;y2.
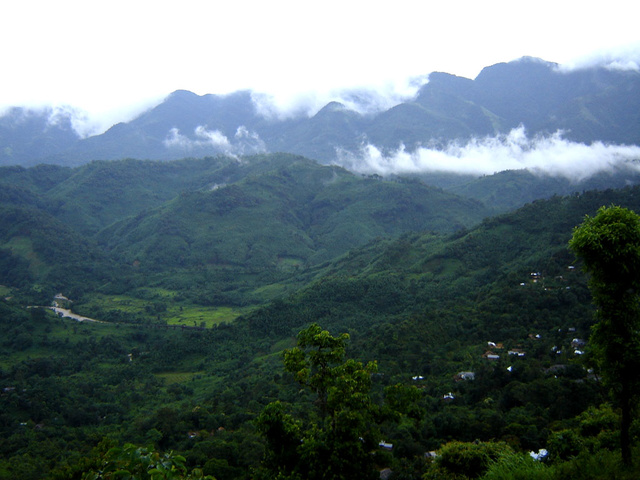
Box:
2;0;640;136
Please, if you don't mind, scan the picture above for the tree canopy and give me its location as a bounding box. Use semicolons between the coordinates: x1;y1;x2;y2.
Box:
256;324;380;480
569;205;640;464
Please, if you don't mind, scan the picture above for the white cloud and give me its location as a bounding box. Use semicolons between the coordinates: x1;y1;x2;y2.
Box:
194;126;231;148
44;96;166;138
558;42;640;73
234;126;267;154
163;128;194;150
336;127;640;182
3;2;640;137
251;76;429;120
164;125;266;156
164;126;230;150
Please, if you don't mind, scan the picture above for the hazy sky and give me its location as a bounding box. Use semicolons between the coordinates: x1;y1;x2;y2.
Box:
2;0;639;134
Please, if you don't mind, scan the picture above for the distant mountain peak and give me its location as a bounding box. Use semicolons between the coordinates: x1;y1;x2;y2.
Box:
515;56;558;66
475;56;558;82
168;89;200;99
317;101;350;114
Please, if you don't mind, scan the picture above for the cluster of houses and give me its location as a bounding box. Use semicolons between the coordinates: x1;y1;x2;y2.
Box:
484;334;587;361
483;341;527;360
519;266;577;290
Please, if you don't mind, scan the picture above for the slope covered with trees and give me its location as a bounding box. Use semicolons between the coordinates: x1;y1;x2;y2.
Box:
2;174;640;478
0;154;491;308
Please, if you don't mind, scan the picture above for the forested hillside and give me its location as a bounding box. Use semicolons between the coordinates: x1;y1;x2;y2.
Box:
2;151;640;478
0;154;490;307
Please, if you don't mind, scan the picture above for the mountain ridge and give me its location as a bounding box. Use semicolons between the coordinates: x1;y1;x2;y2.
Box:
2;56;640;167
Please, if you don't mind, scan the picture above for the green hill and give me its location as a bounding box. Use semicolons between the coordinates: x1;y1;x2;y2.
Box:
3;155;640;479
0;204;108;298
100;158;487;266
87;154;487;305
0;153;490;307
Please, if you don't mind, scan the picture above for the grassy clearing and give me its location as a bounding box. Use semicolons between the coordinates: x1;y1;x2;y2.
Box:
75;293;247;328
165;305;245;328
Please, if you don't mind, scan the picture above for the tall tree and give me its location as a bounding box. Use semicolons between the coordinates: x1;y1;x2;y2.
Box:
569;205;640;465
256;323;380;480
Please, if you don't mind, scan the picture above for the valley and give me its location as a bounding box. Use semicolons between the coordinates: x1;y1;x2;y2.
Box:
1;57;640;479
1;153;639;479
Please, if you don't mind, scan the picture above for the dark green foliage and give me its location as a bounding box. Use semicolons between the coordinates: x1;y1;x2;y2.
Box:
570;206;640;464
254;401;301;476
257;324;380;480
446;168;640;214
81;442;214;479
98;155;487;272
0;247;32;287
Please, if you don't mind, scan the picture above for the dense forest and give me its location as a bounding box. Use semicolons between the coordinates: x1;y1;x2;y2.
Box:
1;154;640;479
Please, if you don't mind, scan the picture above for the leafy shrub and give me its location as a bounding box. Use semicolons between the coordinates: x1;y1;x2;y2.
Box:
481;452;553;480
432;441;513;479
546;429;584;461
81;443;214;479
550;447;640;480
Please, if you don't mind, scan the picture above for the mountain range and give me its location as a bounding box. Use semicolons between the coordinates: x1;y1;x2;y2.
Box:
2;56;640;167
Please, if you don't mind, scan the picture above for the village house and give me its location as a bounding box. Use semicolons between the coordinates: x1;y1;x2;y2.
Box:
571;338;586;349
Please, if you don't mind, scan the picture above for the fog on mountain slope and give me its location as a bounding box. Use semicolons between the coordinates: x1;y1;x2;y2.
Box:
336;126;640;182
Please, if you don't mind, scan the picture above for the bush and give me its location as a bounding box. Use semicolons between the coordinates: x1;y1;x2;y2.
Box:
546;429;583;461
482;452;553;480
433;441;513;479
550;447;639;480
